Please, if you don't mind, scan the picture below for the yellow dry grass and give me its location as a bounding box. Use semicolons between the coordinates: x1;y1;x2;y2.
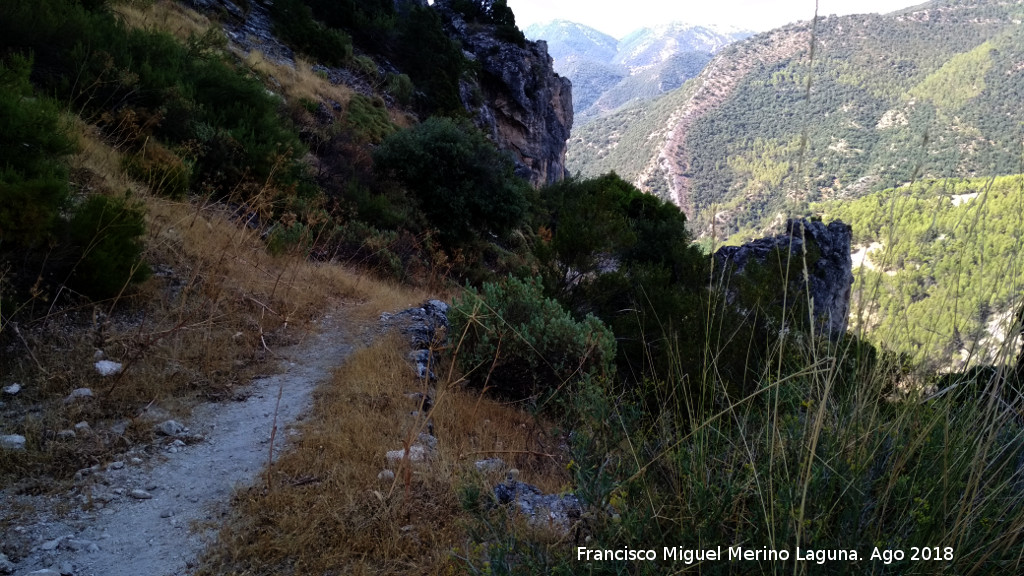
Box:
70;120;145;195
197;330;572;574
245;50;355;107
112;0;212;41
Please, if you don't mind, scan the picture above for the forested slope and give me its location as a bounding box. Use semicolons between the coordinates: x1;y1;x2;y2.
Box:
571;0;1024;242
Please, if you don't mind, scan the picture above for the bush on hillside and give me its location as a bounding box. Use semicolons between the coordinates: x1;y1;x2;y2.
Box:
534;174;709;386
449;276;616;401
0;54;77;249
269;0;353;66
373;117;529;245
68;194;150;300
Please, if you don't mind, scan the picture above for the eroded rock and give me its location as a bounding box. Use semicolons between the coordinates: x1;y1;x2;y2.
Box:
493;476;582;534
434;1;572;187
714;219;853;339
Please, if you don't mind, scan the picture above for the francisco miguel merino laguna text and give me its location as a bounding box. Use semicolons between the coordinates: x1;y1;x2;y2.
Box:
577;546;862;565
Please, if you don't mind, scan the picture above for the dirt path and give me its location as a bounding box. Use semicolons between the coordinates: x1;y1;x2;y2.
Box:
2;313;355;576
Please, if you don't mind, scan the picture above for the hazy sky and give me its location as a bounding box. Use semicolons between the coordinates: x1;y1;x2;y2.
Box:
508;0;928;37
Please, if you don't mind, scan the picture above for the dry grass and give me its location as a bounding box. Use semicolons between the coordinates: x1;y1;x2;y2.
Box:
197;329;572;575
112;0;212;41
70;120;146;195
0;121;419;488
246;50;355;107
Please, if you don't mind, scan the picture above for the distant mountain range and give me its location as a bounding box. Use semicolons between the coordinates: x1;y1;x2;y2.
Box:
568;0;1024;242
524;20;751;123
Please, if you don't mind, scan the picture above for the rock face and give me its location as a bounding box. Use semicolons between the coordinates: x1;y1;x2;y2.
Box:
715;219;854;339
435;1;573;187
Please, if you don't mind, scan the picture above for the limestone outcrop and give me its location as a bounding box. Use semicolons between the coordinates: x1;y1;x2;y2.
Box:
715;219;854;340
435;1;573;187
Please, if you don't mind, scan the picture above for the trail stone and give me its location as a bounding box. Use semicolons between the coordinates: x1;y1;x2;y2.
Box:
386;445;429;464
40;537;64;551
63;388;94;404
94;359;123;376
108;461;125;470
493;479;582;534
2;383;20;395
130;489;153;500
0;434;26;450
63;539;94;551
378;469;395;482
475;458;506;472
57;429;76;440
74;421;91;433
155;420;186;437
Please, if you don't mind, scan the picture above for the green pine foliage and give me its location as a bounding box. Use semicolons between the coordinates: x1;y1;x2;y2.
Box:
0;54;77;249
819;175;1024;368
68;194;150;300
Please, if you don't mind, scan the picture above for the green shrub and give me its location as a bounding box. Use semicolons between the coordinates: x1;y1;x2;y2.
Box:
1;0;311;203
121;142;191;198
384;72;414;105
449;276;616;401
0;54;76;249
344;94;395;143
68;194;150;300
373;117;529;245
535;174;709;388
267;222;312;256
350;54;378;80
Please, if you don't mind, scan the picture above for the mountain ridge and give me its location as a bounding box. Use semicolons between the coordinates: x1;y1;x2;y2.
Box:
525;19;751;122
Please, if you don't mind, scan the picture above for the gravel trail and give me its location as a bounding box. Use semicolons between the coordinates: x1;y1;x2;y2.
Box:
1;313;354;576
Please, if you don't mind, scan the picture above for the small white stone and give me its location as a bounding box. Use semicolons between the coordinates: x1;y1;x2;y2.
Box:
129;489;153;499
56;429;76;440
94;360;123;376
63;388;94;403
74;421;91;433
155;420;186;437
0;434;26;451
2;383;21;395
377;469;395;482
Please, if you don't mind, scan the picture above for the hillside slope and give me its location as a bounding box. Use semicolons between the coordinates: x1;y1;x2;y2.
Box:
570;0;1024;241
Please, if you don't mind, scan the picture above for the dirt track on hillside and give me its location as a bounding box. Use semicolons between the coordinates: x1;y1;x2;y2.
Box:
1;313;354;576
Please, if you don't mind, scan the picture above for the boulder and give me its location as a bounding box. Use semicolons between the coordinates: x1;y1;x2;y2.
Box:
493;476;582;534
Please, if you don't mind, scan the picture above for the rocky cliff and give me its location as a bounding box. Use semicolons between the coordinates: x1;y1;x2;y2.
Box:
715;219;853;340
435;1;573;187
